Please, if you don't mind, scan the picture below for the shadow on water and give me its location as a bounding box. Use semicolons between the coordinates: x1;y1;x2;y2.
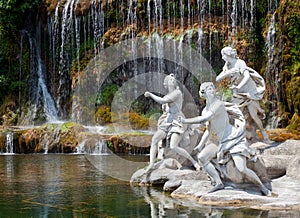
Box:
0;154;298;217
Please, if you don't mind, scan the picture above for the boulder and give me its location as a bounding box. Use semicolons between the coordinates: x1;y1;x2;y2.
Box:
261;140;300;179
171;176;300;210
287;156;300;179
130;158;208;186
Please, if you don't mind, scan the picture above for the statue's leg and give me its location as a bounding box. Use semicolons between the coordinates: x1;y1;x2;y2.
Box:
247;103;269;142
198;144;224;193
231;154;271;196
169;133;200;170
146;129;167;172
205;163;225;193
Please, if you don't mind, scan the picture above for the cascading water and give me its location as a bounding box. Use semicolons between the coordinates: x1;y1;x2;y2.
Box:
33;0;271;126
56;0;77;118
46;0;104;122
230;0;237;45
21;26;58;125
75;139;111;154
5;132;14;154
265;2;279;129
0;0;286;157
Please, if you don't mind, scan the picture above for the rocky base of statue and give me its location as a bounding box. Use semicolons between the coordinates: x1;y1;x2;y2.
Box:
130;152;271;193
130;158;207;186
131;140;300;210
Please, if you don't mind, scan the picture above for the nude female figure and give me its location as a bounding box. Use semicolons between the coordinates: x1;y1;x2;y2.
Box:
144;74;200;172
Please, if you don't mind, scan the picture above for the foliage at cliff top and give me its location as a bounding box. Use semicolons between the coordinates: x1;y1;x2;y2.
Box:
0;0;40;113
0;0;40;26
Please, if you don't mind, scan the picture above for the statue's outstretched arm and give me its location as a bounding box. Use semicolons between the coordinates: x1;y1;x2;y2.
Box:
144;92;171;105
179;111;214;124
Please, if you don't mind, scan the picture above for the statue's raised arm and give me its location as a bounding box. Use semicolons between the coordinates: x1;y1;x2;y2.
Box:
216;46;270;143
144;74;200;173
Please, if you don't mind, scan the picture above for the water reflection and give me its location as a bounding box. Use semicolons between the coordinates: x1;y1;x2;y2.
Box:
0;154;298;217
131;186;224;217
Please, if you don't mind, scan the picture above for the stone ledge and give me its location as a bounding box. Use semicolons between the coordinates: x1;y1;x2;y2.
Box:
171;176;300;210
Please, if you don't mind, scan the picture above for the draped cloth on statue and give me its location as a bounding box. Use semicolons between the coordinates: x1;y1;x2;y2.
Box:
231;65;265;102
157;89;187;138
217;102;256;165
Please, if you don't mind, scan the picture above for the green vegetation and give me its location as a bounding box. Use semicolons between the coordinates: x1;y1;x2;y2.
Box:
275;0;300;127
96;84;119;106
95;105;112;124
0;0;40;115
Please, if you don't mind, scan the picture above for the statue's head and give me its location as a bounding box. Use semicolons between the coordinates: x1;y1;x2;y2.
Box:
163;73;178;90
221;47;238;59
199;82;215;99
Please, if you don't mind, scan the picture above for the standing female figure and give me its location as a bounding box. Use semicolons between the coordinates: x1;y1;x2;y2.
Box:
144;74;200;172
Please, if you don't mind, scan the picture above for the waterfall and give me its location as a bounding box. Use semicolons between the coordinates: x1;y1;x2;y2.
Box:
230;0;237;45
5;132;14;154
75;139;111;154
266;13;276;92
40;126;61;154
23;0;278;126
92;0;104;56
75;140;86;154
56;0;77;117
250;0;255;32
21;28;58;125
265;2;279;129
45;0;105;121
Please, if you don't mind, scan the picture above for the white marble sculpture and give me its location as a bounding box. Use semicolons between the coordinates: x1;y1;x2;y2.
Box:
144;74;200;173
216;47;270;142
179;82;271;196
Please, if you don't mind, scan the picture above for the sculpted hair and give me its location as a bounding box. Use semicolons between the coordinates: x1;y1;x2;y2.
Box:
221;47;238;59
164;73;178;88
200;82;215;91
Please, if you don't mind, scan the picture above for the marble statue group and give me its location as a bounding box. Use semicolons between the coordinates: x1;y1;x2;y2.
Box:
136;46;272;196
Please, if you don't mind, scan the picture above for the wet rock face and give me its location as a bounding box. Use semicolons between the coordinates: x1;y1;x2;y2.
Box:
0;123;84;153
0;123;153;154
17;122;85;153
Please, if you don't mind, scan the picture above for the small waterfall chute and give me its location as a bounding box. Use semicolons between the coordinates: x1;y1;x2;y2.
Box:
75;138;111;155
5;132;14;154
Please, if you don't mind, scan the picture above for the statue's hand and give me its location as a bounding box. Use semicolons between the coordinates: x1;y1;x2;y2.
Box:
144;91;151;97
178;116;184;123
194;143;204;151
229;84;237;90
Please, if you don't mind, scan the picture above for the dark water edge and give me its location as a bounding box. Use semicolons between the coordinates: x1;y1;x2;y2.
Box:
0;154;298;218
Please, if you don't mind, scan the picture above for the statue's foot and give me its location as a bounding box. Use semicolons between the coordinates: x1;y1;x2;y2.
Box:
208;183;224;193
139;178;151;186
144;164;154;174
193;162;201;171
263;138;273;144
261;187;272;197
261;131;272;144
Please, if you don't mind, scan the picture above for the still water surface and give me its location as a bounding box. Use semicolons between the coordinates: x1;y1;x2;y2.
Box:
0;154;296;217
